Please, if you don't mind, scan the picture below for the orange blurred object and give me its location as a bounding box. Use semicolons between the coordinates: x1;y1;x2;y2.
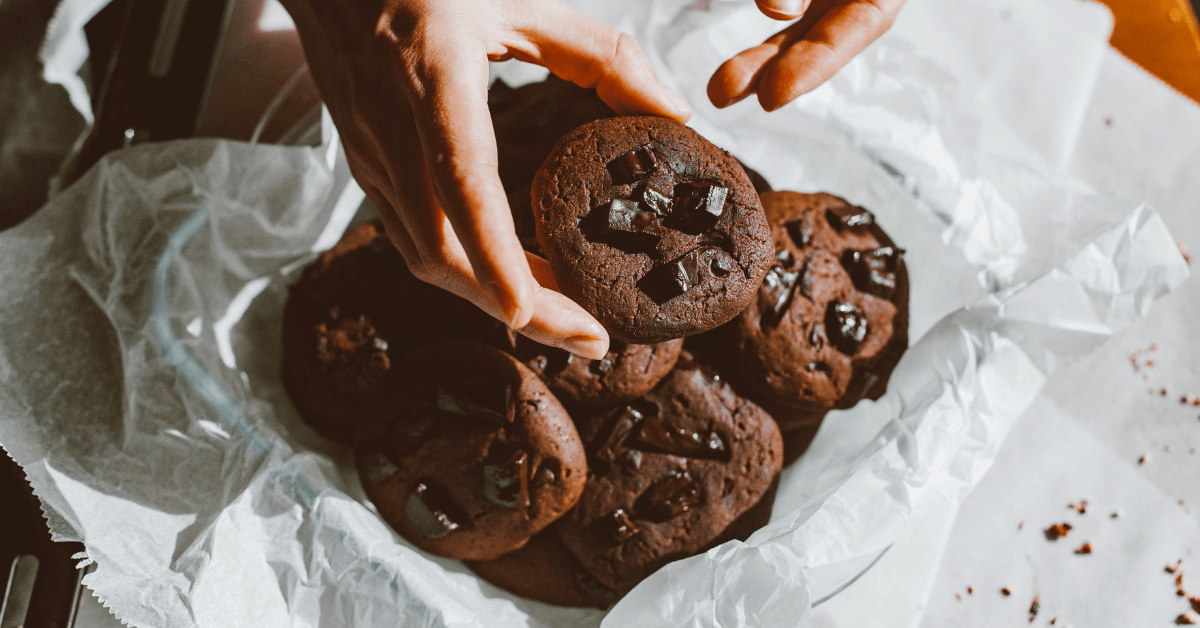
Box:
1094;0;1200;103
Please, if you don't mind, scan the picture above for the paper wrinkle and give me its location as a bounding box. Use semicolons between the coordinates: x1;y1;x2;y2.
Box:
0;3;1189;628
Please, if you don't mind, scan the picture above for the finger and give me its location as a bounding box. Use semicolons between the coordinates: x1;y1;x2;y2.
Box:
508;3;692;122
397;34;538;330
756;0;810;20
757;0;901;111
707;1;829;108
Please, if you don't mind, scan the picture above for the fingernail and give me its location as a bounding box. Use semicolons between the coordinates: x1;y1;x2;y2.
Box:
559;335;608;360
764;0;804;16
664;88;693;118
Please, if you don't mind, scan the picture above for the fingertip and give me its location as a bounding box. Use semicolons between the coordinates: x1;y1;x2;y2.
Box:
756;0;807;20
559;334;609;361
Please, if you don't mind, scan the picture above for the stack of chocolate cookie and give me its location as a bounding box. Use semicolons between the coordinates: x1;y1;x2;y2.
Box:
278;77;909;608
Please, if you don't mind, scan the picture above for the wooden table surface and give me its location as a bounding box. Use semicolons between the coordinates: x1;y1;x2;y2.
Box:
1096;0;1200;102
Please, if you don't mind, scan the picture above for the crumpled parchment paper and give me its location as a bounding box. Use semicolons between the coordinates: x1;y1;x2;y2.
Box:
0;1;1188;628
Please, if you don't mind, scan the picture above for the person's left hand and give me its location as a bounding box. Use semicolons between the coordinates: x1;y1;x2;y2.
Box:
708;0;905;110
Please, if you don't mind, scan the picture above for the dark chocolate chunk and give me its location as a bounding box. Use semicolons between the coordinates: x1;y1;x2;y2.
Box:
530;457;560;488
635;471;701;522
405;480;469;539
605;508;639;542
670;249;703;295
672;182;728;232
437;379;515;425
845;247;903;299
640;180;674;215
603;199;661;250
826;205;875;231
785;219;813;248
608;148;659;184
595;406;645;468
633;412;729;460
826;300;868;354
760;264;800;327
484;450;531;508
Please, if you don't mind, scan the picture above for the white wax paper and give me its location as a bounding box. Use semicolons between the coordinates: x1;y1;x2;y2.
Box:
0;3;1190;628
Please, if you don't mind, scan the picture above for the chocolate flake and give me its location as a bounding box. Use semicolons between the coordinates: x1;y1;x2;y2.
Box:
405;480;469;539
672;182;728;232
760;261;800;327
826;300;869;354
826;205;875;231
604;199;660;245
1177;615;1197;625
785;219;814;248
605;508;640;542
636;470;702;522
483;450;530;508
1044;522;1073;541
670;249;704;295
1075;541;1094;554
1029;596;1040;622
595;407;645;468
436;379;514;425
633;412;728;460
844;247;903;300
609;148;659;184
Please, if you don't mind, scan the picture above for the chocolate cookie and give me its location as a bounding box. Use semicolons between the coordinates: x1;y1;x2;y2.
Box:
532;116;773;344
465;528;617;608
556;355;783;591
355;340;587;561
281;221;493;444
730;191;909;420
494;329;684;407
490;77;618;254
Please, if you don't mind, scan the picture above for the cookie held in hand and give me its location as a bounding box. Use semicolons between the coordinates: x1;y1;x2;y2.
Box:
532;116;773;344
355;340;587;560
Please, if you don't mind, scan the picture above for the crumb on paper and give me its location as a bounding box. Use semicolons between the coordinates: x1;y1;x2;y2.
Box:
1191;597;1200;614
1178;574;1185;588
956;593;963;601
1044;522;1073;541
1068;500;1088;514
1002;587;1012;596
1181;244;1191;265
1104;117;1114;126
1177;614;1197;625
1018;521;1025;530
1029;595;1040;622
1148;360;1156;366
1191;448;1196;455
1167;445;1174;452
967;586;974;594
1075;541;1094;555
1183;395;1195;405
1182;499;1188;506
1167;560;1182;574
1139;455;1148;464
1111;511;1122;518
1162;387;1171;396
1049;619;1056;625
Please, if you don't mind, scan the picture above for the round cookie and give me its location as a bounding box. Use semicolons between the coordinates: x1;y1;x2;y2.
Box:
489;76;618;255
465;529;617;608
556;355;783;591
532;116;773;344
281;221;492;444
730;191;909;418
355;340;587;561
494;329;684;407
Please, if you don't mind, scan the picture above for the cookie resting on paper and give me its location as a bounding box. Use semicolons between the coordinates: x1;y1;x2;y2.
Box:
355;340;587;561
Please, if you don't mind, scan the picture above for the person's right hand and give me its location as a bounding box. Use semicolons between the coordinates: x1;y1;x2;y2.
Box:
279;0;693;359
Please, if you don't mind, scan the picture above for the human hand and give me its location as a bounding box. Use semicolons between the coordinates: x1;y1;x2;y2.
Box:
708;0;905;110
279;0;692;359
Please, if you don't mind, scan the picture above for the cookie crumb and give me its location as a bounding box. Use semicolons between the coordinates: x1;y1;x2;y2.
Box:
1167;560;1182;574
1001;587;1012;596
967;586;974;594
1191;597;1200;614
1181;245;1191;265
1151;343;1159;351
1050;619;1057;625
1182;499;1188;506
1044;522;1073;540
1104;117;1114;126
1018;521;1025;530
1162;387;1171;395
1029;595;1040;622
1111;511;1122;518
1167;445;1174;452
956;593;963;601
1068;500;1088;514
1177;614;1196;625
1183;395;1195;405
1139;455;1148;464
1074;541;1093;555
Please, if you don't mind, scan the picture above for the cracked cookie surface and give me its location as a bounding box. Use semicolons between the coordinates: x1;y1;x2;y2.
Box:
355;340;587;561
532;116;772;344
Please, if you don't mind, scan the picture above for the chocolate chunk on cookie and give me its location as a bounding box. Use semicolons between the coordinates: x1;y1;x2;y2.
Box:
493;328;684;407
466;528;618;608
281;221;492;443
730;191;909;417
556;356;783;591
490;77;618;255
532;116;773;344
355;340;587;560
